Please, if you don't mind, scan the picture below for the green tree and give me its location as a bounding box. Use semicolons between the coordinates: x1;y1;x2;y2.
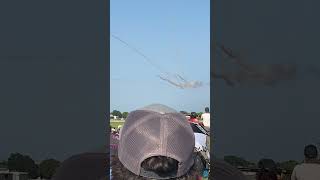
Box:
112;110;122;118
224;155;251;167
39;159;61;179
7;153;39;178
122;112;129;119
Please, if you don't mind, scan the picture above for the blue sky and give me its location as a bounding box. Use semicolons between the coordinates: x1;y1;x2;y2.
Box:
110;0;210;112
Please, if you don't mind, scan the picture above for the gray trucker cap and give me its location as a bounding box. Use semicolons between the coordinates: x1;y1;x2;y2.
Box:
117;104;195;179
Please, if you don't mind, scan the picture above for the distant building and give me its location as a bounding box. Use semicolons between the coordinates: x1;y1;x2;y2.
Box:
110;114;118;120
0;169;28;180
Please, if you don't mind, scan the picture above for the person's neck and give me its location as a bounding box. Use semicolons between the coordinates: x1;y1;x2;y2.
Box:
304;158;320;164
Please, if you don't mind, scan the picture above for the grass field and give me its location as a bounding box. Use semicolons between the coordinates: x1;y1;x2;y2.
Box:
110;120;125;128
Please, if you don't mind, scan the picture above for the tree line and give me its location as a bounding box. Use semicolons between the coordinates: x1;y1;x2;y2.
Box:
111;110;204;119
0;153;60;179
111;110;128;119
224;155;300;173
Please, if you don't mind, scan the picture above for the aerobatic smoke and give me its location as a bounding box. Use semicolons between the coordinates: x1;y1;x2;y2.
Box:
213;44;300;87
111;34;208;89
158;74;203;89
213;44;320;88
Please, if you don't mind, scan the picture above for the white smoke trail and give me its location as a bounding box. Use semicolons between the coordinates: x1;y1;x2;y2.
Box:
111;34;208;89
158;75;204;89
214;44;299;87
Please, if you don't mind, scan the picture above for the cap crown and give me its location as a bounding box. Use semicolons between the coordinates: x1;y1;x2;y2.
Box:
118;104;195;178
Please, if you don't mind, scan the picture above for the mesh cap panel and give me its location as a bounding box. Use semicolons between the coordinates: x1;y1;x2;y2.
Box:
118;104;195;178
138;103;178;114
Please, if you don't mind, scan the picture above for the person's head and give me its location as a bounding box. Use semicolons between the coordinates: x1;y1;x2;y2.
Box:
205;107;209;113
256;159;278;180
304;144;318;160
190;112;197;119
51;153;107;180
210;159;247;180
114;104;200;179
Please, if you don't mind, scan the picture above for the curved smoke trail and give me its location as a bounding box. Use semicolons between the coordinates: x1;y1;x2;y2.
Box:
111;34;208;89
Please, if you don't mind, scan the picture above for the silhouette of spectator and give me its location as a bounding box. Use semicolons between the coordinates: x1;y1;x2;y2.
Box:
189;112;199;123
210;158;248;180
51;153;108;180
201;107;210;131
201;107;211;159
291;144;320;180
256;158;278;180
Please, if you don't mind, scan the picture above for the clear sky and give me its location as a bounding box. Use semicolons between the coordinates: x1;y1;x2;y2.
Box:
110;0;210;112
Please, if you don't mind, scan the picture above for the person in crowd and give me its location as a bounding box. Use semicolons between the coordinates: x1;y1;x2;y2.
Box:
210;158;248;180
51;104;247;180
256;158;278;180
200;107;211;161
201;107;210;131
291;144;320;180
51;153;108;180
111;104;206;179
189;112;199;123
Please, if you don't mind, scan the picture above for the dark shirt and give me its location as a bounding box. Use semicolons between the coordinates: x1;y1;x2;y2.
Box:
210;158;248;180
51;153;108;180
